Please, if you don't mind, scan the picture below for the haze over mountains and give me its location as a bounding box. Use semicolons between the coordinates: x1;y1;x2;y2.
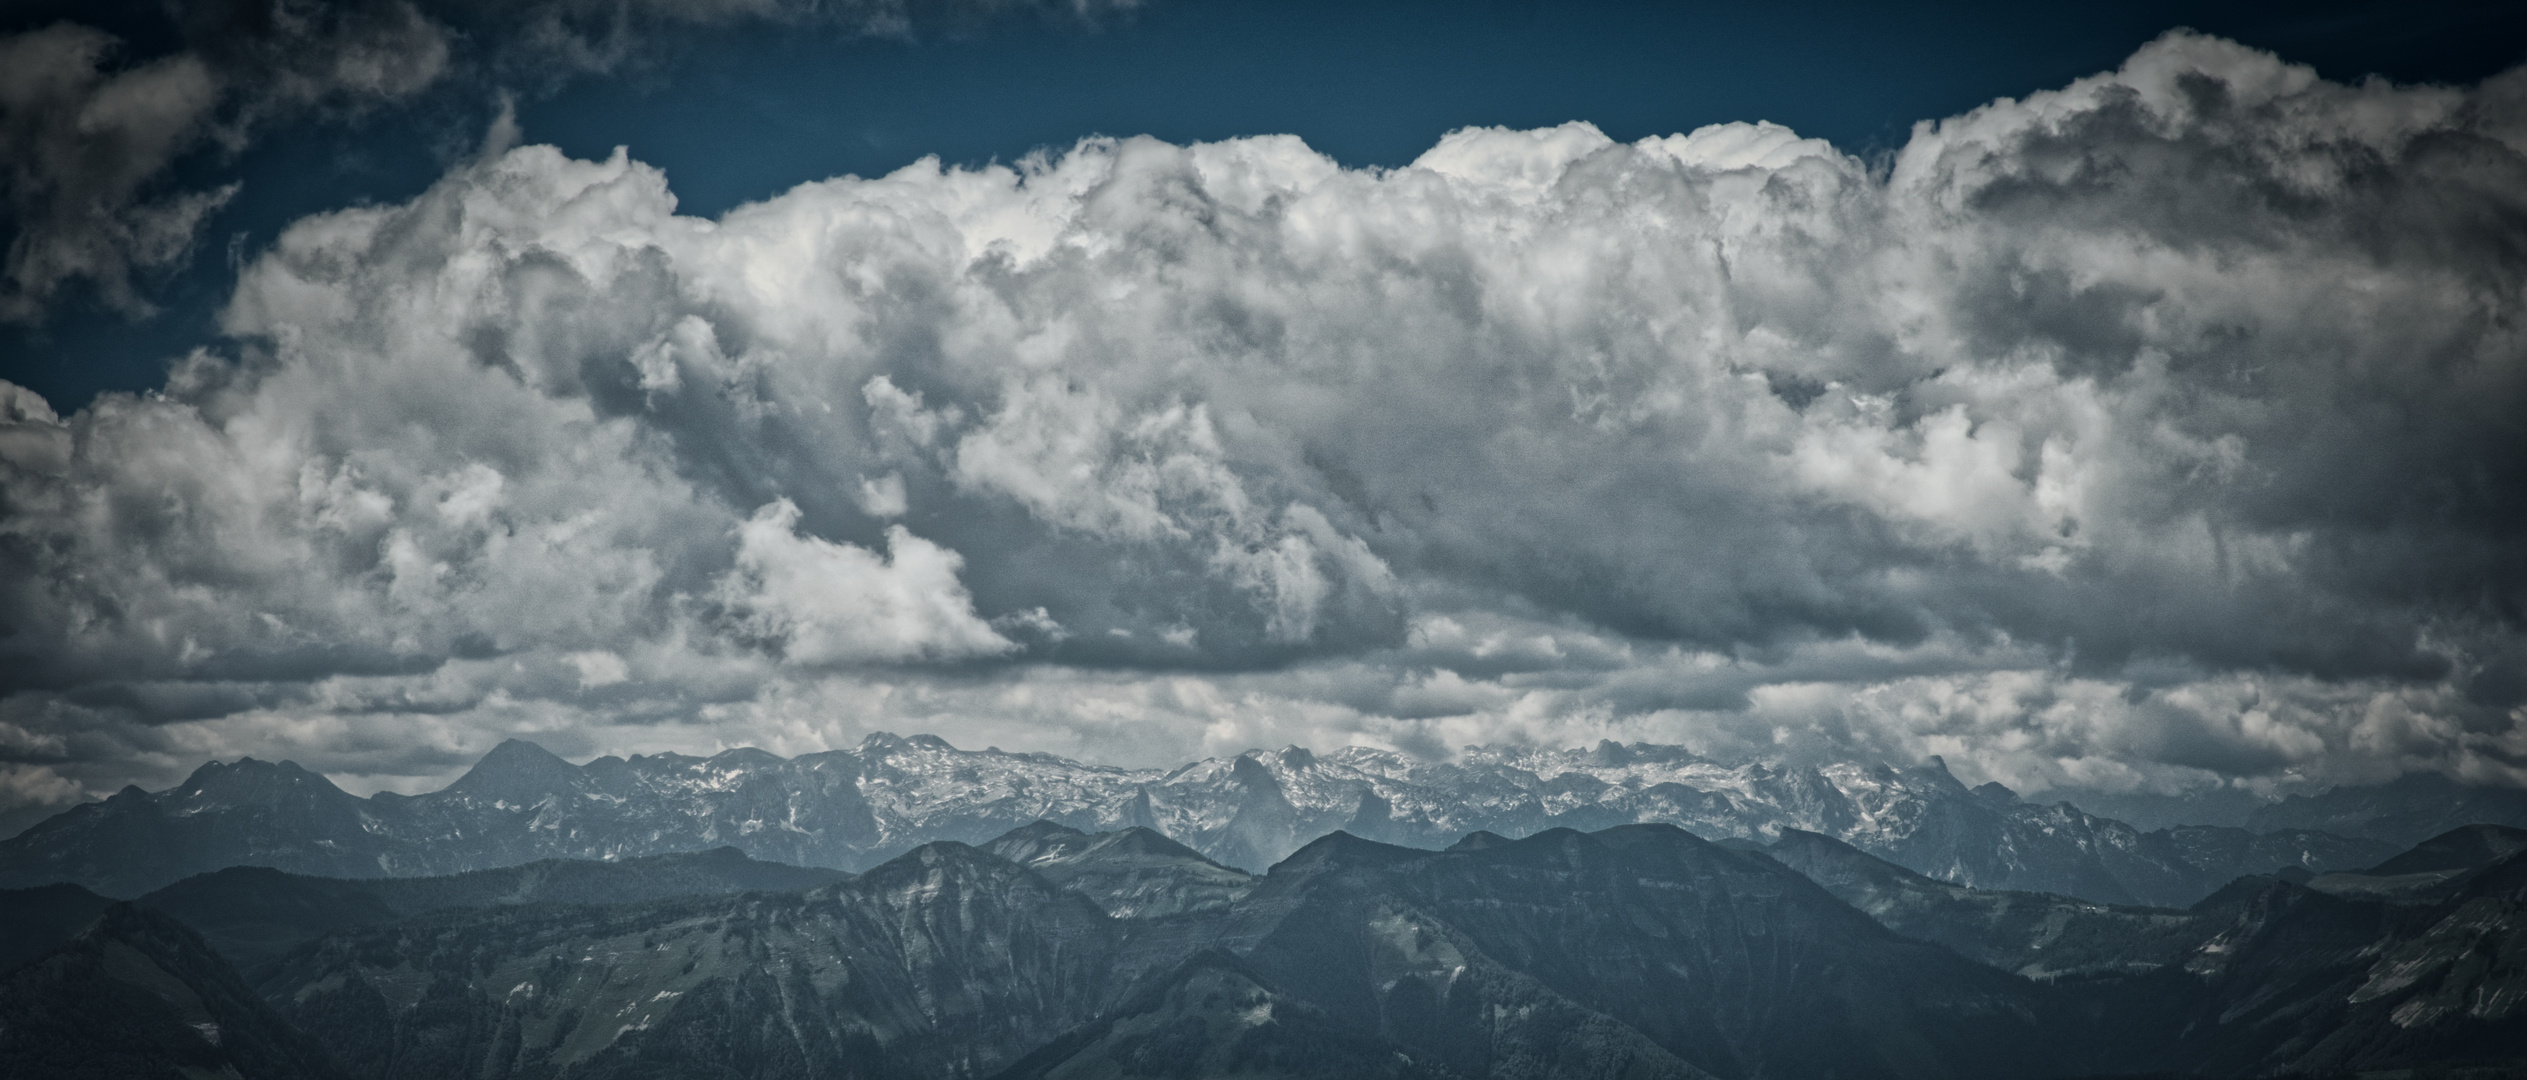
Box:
0;735;2446;907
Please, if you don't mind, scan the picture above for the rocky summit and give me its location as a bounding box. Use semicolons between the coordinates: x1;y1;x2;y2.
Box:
0;735;2404;904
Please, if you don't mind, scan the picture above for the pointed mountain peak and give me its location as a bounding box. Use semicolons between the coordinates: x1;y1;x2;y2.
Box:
478;738;573;770
443;739;582;803
1267;830;1423;875
1880;754;1974;797
177;757;242;788
863;840;1047;892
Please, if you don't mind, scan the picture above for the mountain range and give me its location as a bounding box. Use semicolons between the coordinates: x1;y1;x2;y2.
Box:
7;817;2522;1079
8;736;2525;1077
0;735;2425;907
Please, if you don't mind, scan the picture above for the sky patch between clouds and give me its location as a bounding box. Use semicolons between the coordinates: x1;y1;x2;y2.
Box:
0;0;1144;327
0;31;2522;825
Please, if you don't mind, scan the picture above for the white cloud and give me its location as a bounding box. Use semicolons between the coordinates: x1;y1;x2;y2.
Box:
1;31;2521;812
566;650;629;689
719;499;1015;665
855;473;908;518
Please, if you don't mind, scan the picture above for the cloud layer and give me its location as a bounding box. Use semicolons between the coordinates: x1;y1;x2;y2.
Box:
2;32;2522;826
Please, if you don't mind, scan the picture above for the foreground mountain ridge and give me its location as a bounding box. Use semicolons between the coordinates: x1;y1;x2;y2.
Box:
249;824;2070;1080
0;903;351;1080
241;822;2527;1079
7;822;2522;1079
0;733;2408;905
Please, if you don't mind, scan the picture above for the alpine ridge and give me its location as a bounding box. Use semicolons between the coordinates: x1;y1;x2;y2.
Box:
2;735;2408;905
7;820;2522;1078
226;821;2527;1079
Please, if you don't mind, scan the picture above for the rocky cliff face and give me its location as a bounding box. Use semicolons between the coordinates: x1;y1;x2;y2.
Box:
0;734;2401;906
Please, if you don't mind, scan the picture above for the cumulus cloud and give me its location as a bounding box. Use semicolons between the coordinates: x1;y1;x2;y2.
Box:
717;499;1016;664
1;31;2522;816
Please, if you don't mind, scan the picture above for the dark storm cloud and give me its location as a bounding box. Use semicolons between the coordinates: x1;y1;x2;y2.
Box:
0;32;2520;816
0;1;446;320
0;0;1143;323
